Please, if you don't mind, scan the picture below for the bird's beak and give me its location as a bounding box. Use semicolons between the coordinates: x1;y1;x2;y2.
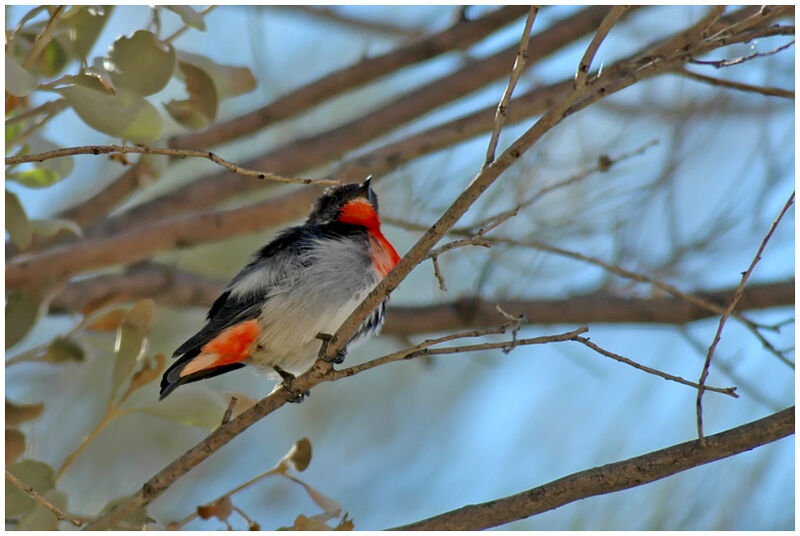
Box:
361;176;376;205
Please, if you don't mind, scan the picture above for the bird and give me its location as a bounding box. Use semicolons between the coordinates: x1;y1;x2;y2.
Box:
159;178;401;400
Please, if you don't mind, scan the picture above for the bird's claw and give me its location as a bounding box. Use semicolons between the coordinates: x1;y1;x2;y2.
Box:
273;366;309;403
316;332;347;364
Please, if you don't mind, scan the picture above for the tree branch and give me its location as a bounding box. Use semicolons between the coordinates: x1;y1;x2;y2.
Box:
574;5;629;88
484;6;539;166
676;67;794;99
391;406;795;530
5;145;338;185
81;325;584;530
267;5;424;40
696;191;795;443
44;265;794;331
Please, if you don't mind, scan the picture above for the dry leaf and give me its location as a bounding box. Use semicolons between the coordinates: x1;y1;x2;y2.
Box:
84;309;128;331
288;514;333;531
287;438;312;472
6;428;26;464
6;400;45;425
335;514;355;531
197;496;233;521
128;353;166;392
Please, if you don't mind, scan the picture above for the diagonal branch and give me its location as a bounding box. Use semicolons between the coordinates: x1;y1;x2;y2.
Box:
484;6;539;166
676;67;794;99
574;5;630;88
267;5;424;40
391;406;795;530
696;191;795;444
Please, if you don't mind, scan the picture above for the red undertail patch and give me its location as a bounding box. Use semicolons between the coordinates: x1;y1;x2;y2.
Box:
180;319;260;377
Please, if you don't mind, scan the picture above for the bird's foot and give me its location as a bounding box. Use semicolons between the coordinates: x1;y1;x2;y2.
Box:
316;332;346;364
273;366;309;403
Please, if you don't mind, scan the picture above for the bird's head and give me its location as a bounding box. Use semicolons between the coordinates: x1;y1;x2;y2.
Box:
306;177;381;230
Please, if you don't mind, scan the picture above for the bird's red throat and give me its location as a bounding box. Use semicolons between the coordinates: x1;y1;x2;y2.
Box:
338;199;401;277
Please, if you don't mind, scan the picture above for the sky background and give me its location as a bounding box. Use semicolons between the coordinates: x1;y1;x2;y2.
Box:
6;5;795;530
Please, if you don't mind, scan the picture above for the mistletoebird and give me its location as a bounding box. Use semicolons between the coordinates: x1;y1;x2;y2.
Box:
160;178;401;400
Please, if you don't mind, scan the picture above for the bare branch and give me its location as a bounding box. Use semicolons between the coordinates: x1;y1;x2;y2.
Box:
574;5;629;88
691;38;795;68
392;407;795;530
696;191;794;444
43;267;794;331
575;336;737;397
332;326;586;380
5;469;83;527
268;5;424;39
676;67;794;99
484;7;539;166
5;145;338;186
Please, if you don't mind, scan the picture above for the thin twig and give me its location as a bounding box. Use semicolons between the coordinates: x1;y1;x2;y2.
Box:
5;145;339;186
22;5;65;69
574;5;629;88
484;7;539;167
332;327;589;380
386;217;789;368
220;396;238;425
431;256;448;292
696;191;794;444
5;470;83;527
6;5;48;50
163;5;216;43
691;39;795;68
5;98;69;126
677;67;794;99
575;336;737;397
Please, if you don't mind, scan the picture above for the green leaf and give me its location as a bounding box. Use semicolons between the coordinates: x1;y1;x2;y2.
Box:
6;121;25;146
59;85;164;143
31;217;83;239
5;54;37;97
105;30;176;96
112;299;156;396
43;336;85;364
18;489;67;530
165;61;218;129
166;6;207;31
6;460;56;517
7;167;61;188
5;190;32;250
178;51;257;99
81;57;117;94
5;291;42;349
129;387;227;429
59;5;115;61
